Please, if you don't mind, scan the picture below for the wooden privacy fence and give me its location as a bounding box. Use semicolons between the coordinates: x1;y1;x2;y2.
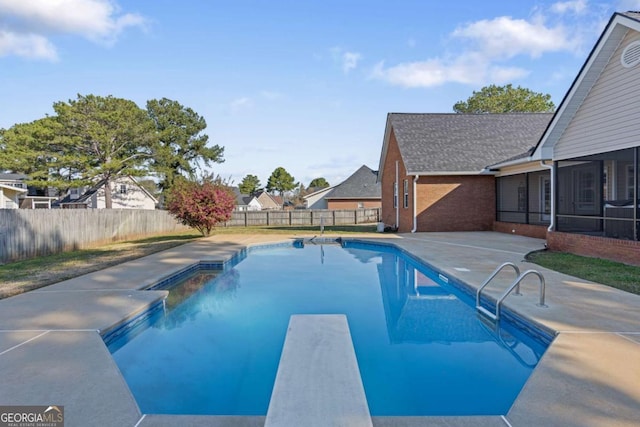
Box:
223;208;380;227
0;209;187;263
0;208;380;263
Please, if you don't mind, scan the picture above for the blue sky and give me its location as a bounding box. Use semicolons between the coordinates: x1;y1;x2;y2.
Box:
1;0;638;188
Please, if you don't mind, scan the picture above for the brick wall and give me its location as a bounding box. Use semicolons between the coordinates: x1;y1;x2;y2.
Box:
380;130;411;230
326;199;382;210
547;231;640;266
414;175;495;232
494;221;549;239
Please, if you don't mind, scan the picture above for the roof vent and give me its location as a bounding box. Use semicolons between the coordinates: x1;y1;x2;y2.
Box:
621;40;640;68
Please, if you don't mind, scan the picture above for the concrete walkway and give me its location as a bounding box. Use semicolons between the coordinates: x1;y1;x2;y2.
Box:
0;231;638;426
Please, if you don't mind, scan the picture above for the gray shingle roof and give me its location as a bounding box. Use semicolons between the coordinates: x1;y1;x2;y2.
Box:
325;165;380;199
622;11;640;20
231;187;251;205
389;113;553;174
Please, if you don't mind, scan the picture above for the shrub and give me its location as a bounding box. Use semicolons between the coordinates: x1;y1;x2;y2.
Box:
165;178;235;236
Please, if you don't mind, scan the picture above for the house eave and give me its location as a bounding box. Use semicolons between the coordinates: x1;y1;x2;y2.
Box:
324;196;381;200
408;170;496;176
0;184;28;193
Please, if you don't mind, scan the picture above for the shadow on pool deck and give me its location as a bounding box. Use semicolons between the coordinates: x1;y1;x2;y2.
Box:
0;231;638;427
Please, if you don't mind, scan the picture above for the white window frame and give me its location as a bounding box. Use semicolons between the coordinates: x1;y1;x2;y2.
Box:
403;179;409;208
626;164;635;200
393;181;398;208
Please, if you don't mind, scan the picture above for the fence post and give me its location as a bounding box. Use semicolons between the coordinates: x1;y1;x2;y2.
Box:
289;210;292;226
310;210;313;226
244;211;248;227
267;211;270;226
332;210;336;226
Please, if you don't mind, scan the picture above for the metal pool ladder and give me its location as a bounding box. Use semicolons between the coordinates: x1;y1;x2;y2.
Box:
476;262;547;322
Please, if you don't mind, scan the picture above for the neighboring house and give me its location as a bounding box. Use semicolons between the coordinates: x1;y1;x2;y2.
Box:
303;185;335;209
251;191;283;210
490;11;640;264
0;173;57;209
58;176;158;209
324;165;381;210
0;173;27;209
231;187;255;211
378;113;552;233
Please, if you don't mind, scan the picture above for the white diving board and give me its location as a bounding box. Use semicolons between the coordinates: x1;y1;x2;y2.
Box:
265;314;373;427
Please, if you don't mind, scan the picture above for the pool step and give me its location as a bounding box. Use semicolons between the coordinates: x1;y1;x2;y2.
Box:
265;314;373;427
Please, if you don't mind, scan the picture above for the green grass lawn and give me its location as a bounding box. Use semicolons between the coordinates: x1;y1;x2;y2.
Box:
526;250;640;296
210;224;378;235
0;230;202;297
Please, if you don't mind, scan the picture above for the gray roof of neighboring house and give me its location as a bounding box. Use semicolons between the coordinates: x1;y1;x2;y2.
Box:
387;113;553;174
0;173;28;180
325;165;380;199
231;187;252;205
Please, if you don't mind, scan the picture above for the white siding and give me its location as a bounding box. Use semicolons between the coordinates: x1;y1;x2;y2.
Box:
93;177;157;209
555;29;640;160
304;187;333;209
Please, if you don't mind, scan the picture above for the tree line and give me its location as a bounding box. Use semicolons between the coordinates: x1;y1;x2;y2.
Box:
0;84;553;234
0;94;223;208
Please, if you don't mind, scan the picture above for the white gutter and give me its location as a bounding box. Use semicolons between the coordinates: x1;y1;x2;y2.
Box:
395;161;399;229
540;160;554;232
411;175;418;233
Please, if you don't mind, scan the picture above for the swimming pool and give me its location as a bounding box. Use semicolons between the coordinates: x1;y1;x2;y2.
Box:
107;241;549;416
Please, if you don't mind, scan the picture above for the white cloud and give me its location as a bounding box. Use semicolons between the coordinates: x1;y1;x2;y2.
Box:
331;47;363;74
452;16;576;59
0;0;146;60
372;9;584;89
0;30;57;60
230;97;253;113
371;55;528;88
260;90;283;100
342;51;362;73
551;0;588;15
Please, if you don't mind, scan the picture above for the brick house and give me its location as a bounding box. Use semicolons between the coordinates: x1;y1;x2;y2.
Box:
377;113;551;233
304;165;381;210
325;165;381;210
378;12;640;266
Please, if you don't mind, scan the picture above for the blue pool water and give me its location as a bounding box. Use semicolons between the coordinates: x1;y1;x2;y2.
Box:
108;241;549;416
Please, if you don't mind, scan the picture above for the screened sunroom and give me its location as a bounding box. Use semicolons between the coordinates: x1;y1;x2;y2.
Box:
555;147;639;241
496;169;551;227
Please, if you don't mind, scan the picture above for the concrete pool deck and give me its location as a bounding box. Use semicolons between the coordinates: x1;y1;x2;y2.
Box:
0;231;638;426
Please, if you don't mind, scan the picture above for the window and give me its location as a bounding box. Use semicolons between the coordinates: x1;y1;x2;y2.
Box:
393;182;398;208
357;202;364;209
517;182;526;212
403;179;409;208
626;164;635;200
574;168;596;212
119;184;128;194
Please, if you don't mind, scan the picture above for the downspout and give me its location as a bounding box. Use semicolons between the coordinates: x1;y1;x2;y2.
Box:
395;161;399;229
411;175;418;233
540;160;554;232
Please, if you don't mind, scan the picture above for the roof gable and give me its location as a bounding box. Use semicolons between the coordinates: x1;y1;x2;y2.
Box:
383;113;552;176
533;12;640;159
325;165;380;199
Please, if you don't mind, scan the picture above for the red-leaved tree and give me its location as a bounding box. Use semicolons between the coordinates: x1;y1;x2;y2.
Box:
165;177;236;236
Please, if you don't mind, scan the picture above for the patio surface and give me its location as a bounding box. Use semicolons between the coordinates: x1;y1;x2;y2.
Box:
0;231;638;426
